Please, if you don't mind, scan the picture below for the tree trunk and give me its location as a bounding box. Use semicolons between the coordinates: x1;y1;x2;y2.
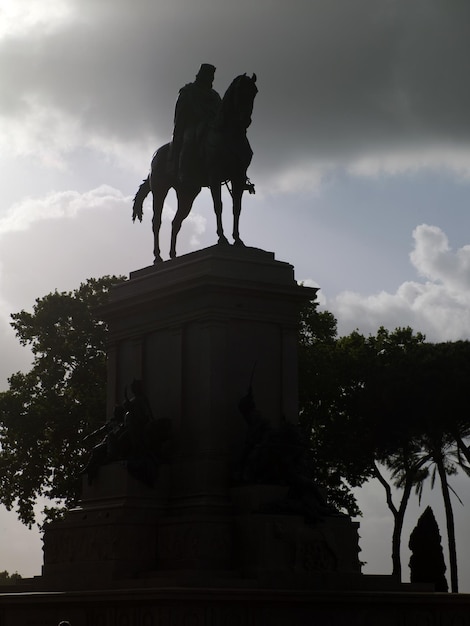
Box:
374;458;430;581
392;475;414;579
374;463;414;580
436;455;458;592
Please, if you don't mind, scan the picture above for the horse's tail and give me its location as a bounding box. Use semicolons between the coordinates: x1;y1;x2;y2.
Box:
132;177;151;222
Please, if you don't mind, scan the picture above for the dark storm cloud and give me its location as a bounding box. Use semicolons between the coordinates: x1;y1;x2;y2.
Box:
2;0;470;175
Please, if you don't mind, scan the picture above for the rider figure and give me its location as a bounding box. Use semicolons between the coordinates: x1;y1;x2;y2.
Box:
171;63;221;186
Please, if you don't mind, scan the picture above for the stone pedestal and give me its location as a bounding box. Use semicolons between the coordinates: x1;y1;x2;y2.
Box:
41;245;368;589
104;244;314;454
102;245;316;576
231;485;362;589
41;462;169;587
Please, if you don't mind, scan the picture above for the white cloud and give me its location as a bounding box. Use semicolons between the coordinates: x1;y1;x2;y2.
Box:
411;224;470;291
0;97;81;166
269;161;334;195
329;225;470;341
0;95;156;175
0;185;129;234
0;0;76;39
347;146;470;180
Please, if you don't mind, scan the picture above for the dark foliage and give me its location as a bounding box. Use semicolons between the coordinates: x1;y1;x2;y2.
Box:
0;570;22;585
0;276;126;527
409;506;448;592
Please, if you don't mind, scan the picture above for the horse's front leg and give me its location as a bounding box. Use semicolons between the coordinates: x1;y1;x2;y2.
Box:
232;179;245;247
210;184;229;245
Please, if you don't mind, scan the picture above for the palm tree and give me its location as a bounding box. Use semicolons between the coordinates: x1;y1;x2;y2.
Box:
413;341;470;593
417;431;469;593
373;447;429;580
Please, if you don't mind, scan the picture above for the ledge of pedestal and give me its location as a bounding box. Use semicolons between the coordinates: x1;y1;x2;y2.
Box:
100;245;317;328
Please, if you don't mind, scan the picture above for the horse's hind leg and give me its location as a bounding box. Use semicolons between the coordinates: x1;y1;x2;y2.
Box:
210;184;229;245
170;185;199;259
151;181;171;263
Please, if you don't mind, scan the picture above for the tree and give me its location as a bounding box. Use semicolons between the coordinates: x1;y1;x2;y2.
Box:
359;327;429;579
0;276;125;527
373;452;429;579
299;316;470;586
0;570;22;585
409;340;470;593
409;506;448;592
298;303;375;516
340;333;470;589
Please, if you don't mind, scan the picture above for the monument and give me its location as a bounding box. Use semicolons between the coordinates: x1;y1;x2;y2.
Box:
39;65;362;593
1;66;467;624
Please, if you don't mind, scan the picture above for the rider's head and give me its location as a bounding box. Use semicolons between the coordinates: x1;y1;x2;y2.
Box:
195;63;216;88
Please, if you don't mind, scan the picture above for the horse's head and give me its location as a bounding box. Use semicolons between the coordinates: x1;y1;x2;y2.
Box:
222;73;258;130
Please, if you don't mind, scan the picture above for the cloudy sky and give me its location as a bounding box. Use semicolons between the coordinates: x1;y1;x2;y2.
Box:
1;0;470;589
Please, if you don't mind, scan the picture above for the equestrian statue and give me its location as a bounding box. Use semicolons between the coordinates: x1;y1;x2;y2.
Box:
132;64;258;262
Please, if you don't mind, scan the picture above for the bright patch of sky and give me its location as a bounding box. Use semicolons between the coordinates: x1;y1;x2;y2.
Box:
0;0;76;39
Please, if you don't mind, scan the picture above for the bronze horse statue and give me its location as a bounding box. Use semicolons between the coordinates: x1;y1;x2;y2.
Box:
132;73;258;262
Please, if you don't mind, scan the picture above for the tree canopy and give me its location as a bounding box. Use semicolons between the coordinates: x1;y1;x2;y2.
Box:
298;301;371;516
0;570;22;585
0;276;125;526
299;303;470;587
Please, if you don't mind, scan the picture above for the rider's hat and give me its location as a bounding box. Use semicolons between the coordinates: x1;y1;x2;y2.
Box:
196;64;216;80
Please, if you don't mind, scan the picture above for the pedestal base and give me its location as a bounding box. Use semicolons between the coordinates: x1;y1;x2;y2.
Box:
1;585;466;626
42;462;169;587
41;248;360;590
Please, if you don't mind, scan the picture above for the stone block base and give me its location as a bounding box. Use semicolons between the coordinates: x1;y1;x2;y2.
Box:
234;513;361;588
156;513;234;571
41;463;169;588
0;586;467;626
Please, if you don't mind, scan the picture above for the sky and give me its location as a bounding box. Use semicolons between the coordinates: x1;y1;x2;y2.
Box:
1;0;470;590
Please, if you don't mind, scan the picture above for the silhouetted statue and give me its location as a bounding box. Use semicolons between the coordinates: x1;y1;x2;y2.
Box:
81;404;129;484
236;384;334;524
171;63;222;186
81;380;171;487
133;68;257;262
